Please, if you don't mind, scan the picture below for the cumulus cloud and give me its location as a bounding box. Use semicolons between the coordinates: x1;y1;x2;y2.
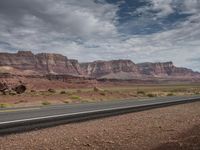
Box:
182;0;200;14
151;0;174;17
137;0;174;18
0;0;200;71
0;0;118;51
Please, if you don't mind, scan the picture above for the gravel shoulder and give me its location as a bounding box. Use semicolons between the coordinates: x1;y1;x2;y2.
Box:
0;102;200;150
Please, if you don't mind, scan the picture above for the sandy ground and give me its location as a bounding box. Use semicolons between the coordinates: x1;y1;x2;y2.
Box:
0;102;200;150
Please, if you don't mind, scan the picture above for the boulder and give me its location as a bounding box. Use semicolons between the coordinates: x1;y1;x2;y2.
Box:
12;85;26;94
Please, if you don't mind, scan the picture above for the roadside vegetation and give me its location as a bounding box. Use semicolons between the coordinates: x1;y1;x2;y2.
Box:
0;84;200;108
70;95;81;100
41;101;51;106
0;103;12;108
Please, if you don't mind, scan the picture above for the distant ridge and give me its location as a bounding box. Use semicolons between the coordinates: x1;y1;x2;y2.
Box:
0;51;199;80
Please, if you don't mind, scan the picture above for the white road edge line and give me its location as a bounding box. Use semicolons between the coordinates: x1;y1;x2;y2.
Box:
0;98;195;125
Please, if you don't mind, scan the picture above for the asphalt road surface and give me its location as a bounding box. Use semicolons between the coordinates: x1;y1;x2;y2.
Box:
0;95;200;135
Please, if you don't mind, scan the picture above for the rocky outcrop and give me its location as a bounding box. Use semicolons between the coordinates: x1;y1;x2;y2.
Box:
0;79;26;95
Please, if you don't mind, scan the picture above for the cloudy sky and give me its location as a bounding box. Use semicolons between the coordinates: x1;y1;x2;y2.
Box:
0;0;200;71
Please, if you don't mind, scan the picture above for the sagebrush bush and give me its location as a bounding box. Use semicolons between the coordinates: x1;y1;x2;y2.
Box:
167;93;174;96
48;89;56;93
147;93;156;97
42;101;51;106
0;103;11;108
60;91;67;94
137;91;145;95
70;95;81;100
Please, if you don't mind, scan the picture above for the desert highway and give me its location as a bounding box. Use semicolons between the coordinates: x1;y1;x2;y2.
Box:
0;95;200;135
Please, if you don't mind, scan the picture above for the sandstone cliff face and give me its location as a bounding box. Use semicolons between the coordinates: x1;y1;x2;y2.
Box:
137;62;199;78
80;60;140;78
138;62;175;77
69;59;84;75
0;51;36;71
0;51;199;79
80;60;200;79
0;51;82;75
35;53;81;75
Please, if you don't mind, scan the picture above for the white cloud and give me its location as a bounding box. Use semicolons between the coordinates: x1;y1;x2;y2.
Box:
182;0;200;14
134;0;174;18
0;0;119;52
0;0;200;71
150;0;174;17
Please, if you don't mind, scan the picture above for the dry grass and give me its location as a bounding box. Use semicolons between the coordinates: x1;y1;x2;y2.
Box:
0;83;200;108
41;101;51;106
0;103;12;108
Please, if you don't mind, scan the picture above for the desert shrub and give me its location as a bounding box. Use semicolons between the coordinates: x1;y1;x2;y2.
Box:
99;91;106;96
48;88;56;93
70;95;81;100
63;100;70;104
81;100;90;103
60;91;67;94
195;92;200;95
9;91;17;96
42;101;51;106
137;91;145;95
66;91;73;96
0;103;11;108
14;100;28;104
167;93;174;96
104;90;112;94
94;86;101;92
77;89;82;93
170;88;186;93
147;93;156;97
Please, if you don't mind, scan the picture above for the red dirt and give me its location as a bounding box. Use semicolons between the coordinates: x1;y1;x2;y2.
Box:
0;102;199;150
